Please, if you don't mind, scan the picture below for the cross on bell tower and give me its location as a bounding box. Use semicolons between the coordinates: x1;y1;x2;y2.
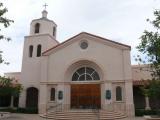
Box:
43;3;48;10
42;3;48;18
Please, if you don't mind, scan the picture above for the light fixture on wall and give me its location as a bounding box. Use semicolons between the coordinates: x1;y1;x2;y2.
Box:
106;90;111;100
58;91;63;100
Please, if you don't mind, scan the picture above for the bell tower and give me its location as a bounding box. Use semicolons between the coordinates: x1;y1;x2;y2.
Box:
30;9;57;39
19;8;59;108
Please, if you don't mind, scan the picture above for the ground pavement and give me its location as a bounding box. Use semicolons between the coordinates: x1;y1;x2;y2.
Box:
1;113;145;120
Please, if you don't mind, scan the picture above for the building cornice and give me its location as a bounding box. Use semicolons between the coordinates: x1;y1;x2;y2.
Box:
24;34;59;44
40;79;133;85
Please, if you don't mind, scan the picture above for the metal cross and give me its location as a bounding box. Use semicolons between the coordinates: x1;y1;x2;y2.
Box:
43;3;48;10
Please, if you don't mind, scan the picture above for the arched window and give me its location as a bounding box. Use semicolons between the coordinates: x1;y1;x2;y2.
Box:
35;23;40;33
50;88;55;101
37;44;41;57
72;67;100;81
29;45;33;57
53;27;56;36
116;86;122;101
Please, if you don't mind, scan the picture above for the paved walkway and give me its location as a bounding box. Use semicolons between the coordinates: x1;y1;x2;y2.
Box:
2;113;145;120
1;114;44;120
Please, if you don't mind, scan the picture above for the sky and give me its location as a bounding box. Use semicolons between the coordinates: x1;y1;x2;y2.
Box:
0;0;160;74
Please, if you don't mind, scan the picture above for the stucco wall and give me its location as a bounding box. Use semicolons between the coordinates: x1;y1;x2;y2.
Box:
19;34;58;108
21;35;58;88
30;19;57;39
132;64;152;81
46;35;131;82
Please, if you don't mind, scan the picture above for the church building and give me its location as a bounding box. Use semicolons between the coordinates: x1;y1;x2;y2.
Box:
5;9;155;119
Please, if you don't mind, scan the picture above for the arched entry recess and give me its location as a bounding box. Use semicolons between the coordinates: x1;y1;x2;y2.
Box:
26;87;38;108
65;60;103;109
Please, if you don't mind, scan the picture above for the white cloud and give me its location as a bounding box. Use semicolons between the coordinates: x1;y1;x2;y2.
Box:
0;0;160;74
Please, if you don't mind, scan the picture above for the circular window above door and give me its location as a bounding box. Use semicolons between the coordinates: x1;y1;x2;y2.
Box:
80;41;88;49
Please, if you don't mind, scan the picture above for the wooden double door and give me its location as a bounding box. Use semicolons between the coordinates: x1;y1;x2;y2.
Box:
71;84;101;109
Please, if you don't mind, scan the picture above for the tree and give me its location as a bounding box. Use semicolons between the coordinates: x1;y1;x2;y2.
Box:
148;80;160;99
0;2;14;64
140;80;160;110
0;76;22;96
137;10;160;112
0;76;23;107
137;10;160;80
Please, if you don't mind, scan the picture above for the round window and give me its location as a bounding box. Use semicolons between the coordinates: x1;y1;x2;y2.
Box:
80;41;88;49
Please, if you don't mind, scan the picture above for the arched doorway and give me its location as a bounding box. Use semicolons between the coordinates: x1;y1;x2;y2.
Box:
26;87;38;108
71;67;101;109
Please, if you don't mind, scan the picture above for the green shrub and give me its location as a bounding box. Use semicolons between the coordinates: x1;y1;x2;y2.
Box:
157;110;160;116
16;107;38;114
0;107;38;114
135;109;157;116
0;108;15;112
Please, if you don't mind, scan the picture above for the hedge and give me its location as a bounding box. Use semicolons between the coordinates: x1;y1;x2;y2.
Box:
0;107;38;114
135;109;158;116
